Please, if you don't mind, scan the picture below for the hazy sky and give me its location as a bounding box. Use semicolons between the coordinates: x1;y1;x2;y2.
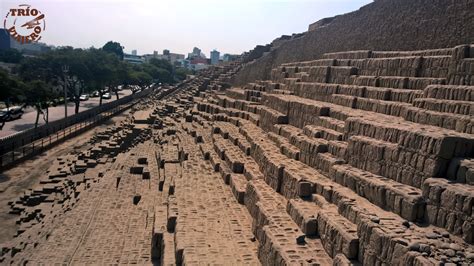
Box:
1;0;372;57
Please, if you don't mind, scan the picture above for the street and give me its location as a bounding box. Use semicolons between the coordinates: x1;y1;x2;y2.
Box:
0;90;132;138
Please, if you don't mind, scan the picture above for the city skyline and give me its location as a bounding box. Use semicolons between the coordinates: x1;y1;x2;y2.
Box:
0;0;372;56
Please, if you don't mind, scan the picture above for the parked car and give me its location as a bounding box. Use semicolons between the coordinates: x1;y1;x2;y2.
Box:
79;94;89;101
101;92;111;99
131;85;142;93
0;106;23;121
9;106;24;120
90;91;100;97
0;109;8;121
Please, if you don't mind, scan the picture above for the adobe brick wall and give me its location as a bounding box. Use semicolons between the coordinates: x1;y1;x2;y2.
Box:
232;0;474;85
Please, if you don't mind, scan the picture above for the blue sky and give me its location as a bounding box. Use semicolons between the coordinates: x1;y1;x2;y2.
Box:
1;0;372;56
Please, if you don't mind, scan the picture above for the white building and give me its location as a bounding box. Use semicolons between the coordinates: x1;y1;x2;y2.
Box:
210;49;220;65
143;50;185;64
124;53;144;64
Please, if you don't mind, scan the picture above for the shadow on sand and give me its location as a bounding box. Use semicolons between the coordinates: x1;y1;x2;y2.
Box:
0;174;10;183
11;123;38;132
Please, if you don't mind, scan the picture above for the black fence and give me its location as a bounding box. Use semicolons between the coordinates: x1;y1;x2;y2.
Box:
0;89;151;170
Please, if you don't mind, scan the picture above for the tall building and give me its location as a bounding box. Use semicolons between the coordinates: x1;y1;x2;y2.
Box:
188;47;206;59
0;28;51;54
143;49;184;64
210;49;220;65
161;49;184;64
192;47;201;56
0;29;11;50
185;47;209;70
131;49;137;56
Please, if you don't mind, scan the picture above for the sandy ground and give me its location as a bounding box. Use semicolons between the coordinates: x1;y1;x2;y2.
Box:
0;110;131;244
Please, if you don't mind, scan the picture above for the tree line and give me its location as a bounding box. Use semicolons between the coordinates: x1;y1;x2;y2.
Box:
0;41;192;129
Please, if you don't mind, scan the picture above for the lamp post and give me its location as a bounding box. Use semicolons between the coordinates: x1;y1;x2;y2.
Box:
62;65;69;118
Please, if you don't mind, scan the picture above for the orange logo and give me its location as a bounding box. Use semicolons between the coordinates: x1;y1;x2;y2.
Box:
3;4;46;44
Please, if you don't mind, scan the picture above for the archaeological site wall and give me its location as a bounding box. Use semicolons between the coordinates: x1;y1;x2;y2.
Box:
2;44;473;265
2;1;474;264
232;0;474;85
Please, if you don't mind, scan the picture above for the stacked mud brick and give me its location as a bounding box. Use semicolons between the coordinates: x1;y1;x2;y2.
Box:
0;63;249;264
1;118;153;258
0;100;160;261
2;45;473;265
192;44;474;265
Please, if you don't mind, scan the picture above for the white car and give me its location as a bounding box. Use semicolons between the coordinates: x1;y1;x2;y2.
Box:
0;106;23;121
101;93;112;99
79;94;89;101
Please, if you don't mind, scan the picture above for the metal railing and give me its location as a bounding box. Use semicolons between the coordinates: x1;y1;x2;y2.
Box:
0;89;152;170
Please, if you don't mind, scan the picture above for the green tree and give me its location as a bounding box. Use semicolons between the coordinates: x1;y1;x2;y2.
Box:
155;67;173;84
102;41;124;60
149;58;173;73
0;48;23;63
0;70;24;129
18;56;54;82
0;70;22;106
16;46;152;111
147;58;191;84
107;59;130;100
140;63;160;80
84;49;117;105
175;67;191;81
140;62;177;84
62;49;93;113
23;80;58;128
127;71;152;90
48;48;91;113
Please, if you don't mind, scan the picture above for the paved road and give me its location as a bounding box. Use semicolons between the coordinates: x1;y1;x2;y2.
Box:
0;90;132;138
